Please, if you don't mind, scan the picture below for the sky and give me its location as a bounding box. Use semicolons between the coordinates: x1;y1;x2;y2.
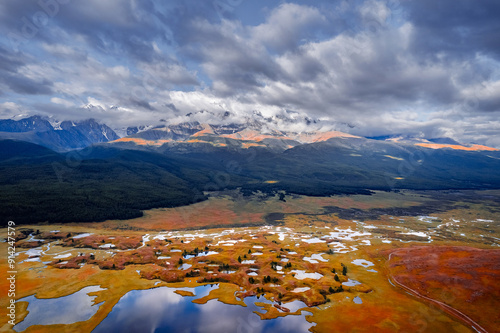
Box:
0;0;499;146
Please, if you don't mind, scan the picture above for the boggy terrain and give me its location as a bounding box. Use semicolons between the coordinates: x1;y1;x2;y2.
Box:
387;246;500;333
1;190;499;333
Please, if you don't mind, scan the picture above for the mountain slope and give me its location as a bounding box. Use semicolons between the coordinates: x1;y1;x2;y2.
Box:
1;136;500;225
0;141;218;224
0;116;119;151
0;139;60;163
0;115;53;132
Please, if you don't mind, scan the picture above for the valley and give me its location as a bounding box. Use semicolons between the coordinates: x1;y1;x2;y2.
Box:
2;190;499;332
2;1;499;332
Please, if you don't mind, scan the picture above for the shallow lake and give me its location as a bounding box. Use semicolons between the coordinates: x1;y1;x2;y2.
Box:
14;286;105;332
93;284;314;333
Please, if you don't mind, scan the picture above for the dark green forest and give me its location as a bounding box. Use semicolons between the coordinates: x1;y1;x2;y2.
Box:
1;139;500;225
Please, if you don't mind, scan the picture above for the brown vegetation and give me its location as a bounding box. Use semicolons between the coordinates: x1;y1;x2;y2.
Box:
387;246;500;333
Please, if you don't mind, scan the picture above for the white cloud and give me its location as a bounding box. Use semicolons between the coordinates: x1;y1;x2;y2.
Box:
50;97;75;107
359;0;391;25
0;102;28;118
252;3;326;52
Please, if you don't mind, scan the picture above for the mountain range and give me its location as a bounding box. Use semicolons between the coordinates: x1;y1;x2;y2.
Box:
1;114;497;153
115;121;498;153
1;114;499;225
0;116;119;151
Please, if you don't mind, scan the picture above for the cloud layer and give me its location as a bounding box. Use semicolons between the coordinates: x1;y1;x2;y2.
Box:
0;0;499;146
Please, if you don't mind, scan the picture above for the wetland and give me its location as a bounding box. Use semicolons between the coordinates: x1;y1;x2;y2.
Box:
2;190;499;333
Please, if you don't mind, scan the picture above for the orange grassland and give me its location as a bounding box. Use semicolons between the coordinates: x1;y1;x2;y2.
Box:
80;191;427;231
386;246;500;333
2;191;499;333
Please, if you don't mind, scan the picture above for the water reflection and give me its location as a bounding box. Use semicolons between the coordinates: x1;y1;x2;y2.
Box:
93;285;314;333
15;286;105;332
342;279;361;286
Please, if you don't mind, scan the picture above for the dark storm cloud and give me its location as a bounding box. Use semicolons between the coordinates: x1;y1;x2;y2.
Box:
4;75;53;95
279;51;327;83
180;1;461;112
248;22;460;119
158;0;225;46
1;0;168;62
177;19;280;95
0;45;25;72
0;1;40;32
478;98;500;113
52;0;164;62
251;3;328;53
176;3;330;96
403;0;500;60
0;0;200;119
129;98;156;111
0;43;54;95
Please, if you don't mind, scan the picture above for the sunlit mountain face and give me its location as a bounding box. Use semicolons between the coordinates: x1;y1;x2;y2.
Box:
110;110;360;151
107;109;499;152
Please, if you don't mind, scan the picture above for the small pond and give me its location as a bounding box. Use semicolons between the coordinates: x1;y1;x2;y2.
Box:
14;286;105;332
93;284;314;333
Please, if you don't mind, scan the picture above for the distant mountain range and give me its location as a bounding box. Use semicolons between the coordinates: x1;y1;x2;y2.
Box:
1;114;497;153
115;120;498;153
0;116;119;151
115;121;360;153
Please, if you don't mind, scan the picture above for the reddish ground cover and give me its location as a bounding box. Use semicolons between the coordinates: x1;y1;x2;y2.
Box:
387;246;500;333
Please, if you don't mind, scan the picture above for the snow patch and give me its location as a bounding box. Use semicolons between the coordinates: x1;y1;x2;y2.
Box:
292;287;310;293
303;253;328;264
73;233;93;239
302;237;325;244
99;244;115;249
290;270;323;280
351;259;374;268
